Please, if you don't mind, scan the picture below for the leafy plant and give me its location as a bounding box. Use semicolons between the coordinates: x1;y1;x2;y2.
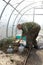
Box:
0;37;16;48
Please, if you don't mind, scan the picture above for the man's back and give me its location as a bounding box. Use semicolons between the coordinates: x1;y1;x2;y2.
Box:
21;22;40;34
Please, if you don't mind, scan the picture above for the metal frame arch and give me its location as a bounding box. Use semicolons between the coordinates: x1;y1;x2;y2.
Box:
12;2;37;36
12;1;39;26
0;0;21;19
12;8;34;37
12;1;41;36
17;5;42;24
12;4;42;36
6;0;25;37
0;0;11;19
12;2;37;25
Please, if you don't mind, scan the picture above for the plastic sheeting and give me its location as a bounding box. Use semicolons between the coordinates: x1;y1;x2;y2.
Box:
0;0;43;39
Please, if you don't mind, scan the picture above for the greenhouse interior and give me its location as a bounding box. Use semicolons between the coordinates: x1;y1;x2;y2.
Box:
0;0;43;65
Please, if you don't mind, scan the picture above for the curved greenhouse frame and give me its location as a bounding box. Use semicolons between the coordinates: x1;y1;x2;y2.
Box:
0;0;43;39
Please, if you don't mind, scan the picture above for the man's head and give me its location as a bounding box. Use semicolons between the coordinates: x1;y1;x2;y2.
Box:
17;24;22;30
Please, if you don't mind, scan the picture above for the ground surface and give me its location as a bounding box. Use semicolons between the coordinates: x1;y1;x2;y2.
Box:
0;48;43;65
27;49;43;65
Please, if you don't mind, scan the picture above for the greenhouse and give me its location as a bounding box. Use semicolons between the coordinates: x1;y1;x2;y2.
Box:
0;0;43;65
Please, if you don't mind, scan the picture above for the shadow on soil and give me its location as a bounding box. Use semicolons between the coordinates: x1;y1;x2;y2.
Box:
26;48;42;65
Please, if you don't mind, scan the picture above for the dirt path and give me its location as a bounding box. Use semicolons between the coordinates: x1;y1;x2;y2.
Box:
0;49;43;65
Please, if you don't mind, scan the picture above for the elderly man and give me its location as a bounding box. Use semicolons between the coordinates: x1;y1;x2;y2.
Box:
17;22;41;49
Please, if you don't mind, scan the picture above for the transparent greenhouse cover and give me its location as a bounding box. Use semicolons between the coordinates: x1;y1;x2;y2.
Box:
0;0;43;39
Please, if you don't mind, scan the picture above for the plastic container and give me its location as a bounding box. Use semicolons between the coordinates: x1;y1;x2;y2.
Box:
16;36;21;39
7;45;14;53
18;45;25;53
